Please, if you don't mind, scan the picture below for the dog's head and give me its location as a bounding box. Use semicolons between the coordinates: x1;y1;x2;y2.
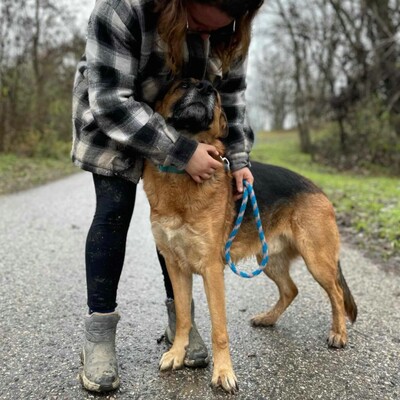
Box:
156;78;228;140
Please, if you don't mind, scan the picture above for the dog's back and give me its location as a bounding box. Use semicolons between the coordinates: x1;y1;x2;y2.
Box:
244;160;321;215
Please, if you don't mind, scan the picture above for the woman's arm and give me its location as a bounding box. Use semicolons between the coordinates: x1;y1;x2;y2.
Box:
85;0;198;169
217;58;254;172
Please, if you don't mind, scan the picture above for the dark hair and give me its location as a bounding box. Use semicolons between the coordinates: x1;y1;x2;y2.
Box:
154;0;264;75
193;0;264;18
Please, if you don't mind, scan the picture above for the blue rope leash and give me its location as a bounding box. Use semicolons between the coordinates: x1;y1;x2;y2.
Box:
225;180;269;278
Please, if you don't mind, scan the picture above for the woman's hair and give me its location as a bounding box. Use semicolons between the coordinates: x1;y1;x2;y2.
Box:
154;0;264;75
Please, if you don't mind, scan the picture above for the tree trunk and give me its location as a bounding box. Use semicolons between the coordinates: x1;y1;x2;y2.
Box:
298;122;312;153
0;92;6;152
276;0;312;152
32;0;44;132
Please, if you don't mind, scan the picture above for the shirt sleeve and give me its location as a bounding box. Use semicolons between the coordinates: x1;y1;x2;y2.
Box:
85;0;198;169
217;58;254;171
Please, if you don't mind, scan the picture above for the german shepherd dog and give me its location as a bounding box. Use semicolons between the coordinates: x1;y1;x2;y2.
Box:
142;79;357;393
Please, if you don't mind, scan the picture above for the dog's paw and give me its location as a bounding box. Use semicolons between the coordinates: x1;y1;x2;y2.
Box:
159;348;186;371
250;312;277;327
327;330;347;348
211;367;238;394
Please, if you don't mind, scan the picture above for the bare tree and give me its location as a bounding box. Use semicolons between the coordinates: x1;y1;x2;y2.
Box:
0;0;30;151
256;47;293;131
364;0;400;135
250;0;399;170
272;0;314;152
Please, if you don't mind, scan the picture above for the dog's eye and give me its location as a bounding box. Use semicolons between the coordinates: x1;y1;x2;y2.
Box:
180;82;189;89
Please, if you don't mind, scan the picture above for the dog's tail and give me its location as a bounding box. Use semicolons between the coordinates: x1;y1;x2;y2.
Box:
337;261;357;323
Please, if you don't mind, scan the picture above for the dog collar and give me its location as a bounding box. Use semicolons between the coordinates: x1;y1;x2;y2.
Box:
158;157;230;174
158;165;186;174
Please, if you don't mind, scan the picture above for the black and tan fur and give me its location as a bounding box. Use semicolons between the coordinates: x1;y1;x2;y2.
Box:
142;79;357;393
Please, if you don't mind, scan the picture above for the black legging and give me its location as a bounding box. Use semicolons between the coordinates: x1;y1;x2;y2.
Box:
86;174;174;313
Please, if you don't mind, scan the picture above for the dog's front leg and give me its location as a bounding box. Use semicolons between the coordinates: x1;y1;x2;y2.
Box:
203;266;238;393
159;255;192;371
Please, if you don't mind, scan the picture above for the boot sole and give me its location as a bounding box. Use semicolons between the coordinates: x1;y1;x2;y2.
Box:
80;349;120;392
80;371;120;392
184;355;210;368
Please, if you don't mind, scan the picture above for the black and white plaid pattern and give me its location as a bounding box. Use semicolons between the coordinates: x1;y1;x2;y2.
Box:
72;0;254;183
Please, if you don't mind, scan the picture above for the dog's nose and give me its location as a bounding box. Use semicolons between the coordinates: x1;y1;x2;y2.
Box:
196;80;214;95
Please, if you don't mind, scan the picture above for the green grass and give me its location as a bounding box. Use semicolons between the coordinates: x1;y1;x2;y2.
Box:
252;131;400;259
0;153;77;195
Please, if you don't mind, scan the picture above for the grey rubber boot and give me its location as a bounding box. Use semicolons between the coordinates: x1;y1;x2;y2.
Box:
80;311;120;392
165;299;209;368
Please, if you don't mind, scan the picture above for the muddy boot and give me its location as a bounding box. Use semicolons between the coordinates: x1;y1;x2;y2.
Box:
80;311;120;392
165;299;209;368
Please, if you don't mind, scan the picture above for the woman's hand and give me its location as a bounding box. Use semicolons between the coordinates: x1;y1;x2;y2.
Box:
232;167;254;201
185;143;222;183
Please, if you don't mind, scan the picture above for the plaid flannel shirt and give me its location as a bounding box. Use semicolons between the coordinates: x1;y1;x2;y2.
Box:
72;0;254;183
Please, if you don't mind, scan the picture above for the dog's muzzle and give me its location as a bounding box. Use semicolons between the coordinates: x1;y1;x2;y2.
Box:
168;81;217;133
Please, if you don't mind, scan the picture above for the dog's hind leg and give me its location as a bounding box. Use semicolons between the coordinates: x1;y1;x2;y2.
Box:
159;254;193;371
203;264;238;393
251;253;298;327
296;228;348;347
302;252;348;348
292;194;351;347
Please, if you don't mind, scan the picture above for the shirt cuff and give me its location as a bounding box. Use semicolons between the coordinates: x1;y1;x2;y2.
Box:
164;135;198;170
227;152;251;172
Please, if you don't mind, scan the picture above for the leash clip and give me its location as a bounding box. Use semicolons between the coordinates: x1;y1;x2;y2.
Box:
220;156;230;172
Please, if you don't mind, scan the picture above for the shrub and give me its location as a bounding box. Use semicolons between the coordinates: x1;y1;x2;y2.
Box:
312;97;400;175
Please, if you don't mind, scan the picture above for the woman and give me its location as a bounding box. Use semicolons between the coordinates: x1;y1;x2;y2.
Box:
72;0;263;392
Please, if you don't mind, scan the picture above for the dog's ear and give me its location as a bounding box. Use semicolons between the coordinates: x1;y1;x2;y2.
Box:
219;110;229;138
155;99;162;112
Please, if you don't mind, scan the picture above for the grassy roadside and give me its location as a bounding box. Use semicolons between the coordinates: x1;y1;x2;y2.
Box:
252;130;400;271
0;153;77;195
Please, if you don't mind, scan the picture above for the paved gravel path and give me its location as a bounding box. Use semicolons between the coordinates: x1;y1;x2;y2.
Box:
1;172;399;400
